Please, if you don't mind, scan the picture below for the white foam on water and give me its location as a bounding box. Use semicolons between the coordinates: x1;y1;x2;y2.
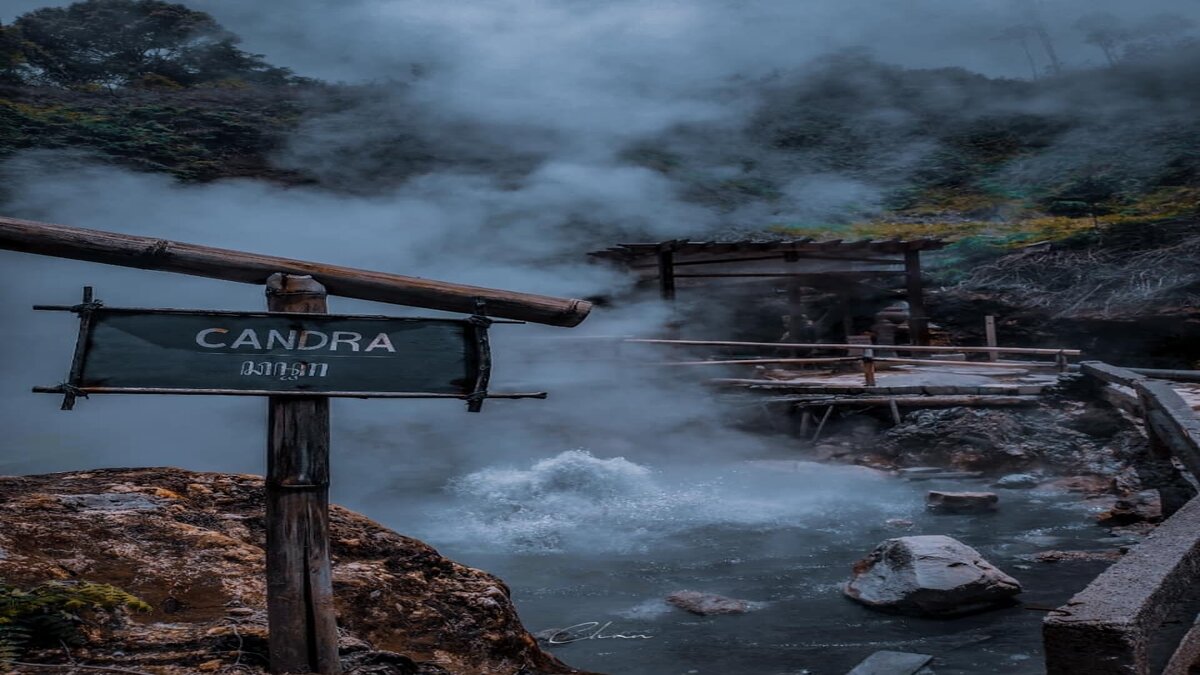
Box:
431;449;913;553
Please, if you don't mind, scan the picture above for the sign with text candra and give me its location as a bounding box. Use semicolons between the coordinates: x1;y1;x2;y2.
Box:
45;307;488;398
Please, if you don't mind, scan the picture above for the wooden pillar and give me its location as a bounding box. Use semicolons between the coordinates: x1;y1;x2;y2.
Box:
904;250;930;346
841;298;854;342
782;279;801;341
265;273;340;675
984;315;998;361
657;249;676;302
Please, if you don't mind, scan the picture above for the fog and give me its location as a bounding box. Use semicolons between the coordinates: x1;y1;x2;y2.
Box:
1;0;1197;504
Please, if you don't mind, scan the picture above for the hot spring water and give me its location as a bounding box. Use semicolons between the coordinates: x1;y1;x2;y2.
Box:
365;449;1122;674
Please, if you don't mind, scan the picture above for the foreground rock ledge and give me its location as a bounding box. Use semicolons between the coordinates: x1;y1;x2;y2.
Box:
844;535;1022;617
0;468;594;675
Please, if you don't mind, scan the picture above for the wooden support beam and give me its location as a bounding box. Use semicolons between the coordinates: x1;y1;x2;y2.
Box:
874;357;1059;369
672;271;903;279
790;395;1039;407
625;338;1082;356
264;274;340;675
629;253;904;269
984;315;998;362
0;215;591;327
657;357;859;366
904;250;929;345
657;249;676;302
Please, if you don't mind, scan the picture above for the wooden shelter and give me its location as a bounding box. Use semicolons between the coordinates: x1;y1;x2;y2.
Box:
589;238;946;345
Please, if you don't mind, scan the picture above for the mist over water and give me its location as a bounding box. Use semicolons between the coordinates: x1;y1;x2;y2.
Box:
2;2;1192;671
424;450;911;554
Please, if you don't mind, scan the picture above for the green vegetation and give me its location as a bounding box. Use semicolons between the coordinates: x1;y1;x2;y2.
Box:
0;87;305;180
3;0;300;89
0;580;150;664
0;0;1196;247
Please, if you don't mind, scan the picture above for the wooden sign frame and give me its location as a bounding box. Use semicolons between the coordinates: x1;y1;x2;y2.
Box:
33;288;546;412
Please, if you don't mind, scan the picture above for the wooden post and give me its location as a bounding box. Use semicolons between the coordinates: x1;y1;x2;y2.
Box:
657;248;676;302
985;315;998;362
904;250;929;346
265;273;340;675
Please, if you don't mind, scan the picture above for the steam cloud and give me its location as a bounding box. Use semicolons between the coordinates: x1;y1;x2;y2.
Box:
0;0;1197;510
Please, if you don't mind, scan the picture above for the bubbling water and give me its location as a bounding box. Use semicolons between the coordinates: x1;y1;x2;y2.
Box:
433;449;916;554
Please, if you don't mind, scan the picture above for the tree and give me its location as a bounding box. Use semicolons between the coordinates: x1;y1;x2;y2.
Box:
12;0;295;88
0;22;26;84
1074;12;1129;66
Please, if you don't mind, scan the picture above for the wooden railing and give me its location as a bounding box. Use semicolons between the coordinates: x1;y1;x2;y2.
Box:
623;338;1081;387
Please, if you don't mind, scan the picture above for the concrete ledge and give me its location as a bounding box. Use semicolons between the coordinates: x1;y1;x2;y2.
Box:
1044;496;1200;674
1137;379;1200;480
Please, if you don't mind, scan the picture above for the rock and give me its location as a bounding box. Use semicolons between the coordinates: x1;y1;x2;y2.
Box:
58;492;165;512
0;468;590;675
665;590;751;616
1030;549;1125;563
1097;489;1163;525
885;518;914;530
844;535;1022;616
1045;475;1115;495
878;406;1122;474
927;491;998;514
847;650;934;675
993;473;1040;489
897;468;983;481
813;444;842;461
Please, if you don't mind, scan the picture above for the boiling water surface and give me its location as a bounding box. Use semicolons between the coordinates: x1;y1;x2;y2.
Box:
375;450;1122;675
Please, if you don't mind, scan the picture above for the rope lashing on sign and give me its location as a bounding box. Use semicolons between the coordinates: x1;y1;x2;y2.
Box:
58;382;90;400
69;299;104;314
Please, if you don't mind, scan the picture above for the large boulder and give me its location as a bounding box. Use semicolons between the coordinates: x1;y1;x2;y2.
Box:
0;468;591;675
844;535;1022;617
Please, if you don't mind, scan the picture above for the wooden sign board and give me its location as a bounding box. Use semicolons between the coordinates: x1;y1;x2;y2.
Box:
36;305;490;400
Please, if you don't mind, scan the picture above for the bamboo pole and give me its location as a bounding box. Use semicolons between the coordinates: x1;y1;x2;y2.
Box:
0;215;591;327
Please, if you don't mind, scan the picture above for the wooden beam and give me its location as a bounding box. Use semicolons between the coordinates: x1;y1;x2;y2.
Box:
625;338;1082;356
790;395;1039;407
672;271;903;279
657;357;859;366
874;357;1060;369
0;215;591;327
629;253;904;269
264;274;339;675
657;248;676;301
985;316;998;362
31;386;547;399
904;249;929;345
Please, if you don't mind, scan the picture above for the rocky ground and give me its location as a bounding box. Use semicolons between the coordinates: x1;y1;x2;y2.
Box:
809;385;1197;529
0;468;595;675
